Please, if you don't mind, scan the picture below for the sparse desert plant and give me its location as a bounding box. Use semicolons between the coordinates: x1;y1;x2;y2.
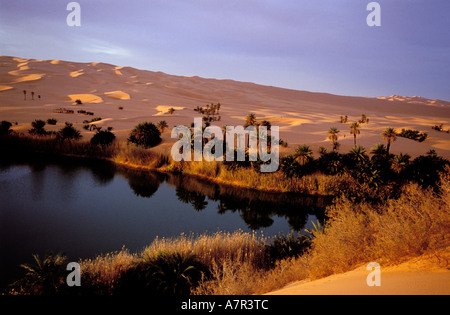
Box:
47;118;57;125
156;120;169;133
75;99;83;105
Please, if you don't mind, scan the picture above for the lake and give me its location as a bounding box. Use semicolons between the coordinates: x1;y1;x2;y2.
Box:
0;156;329;290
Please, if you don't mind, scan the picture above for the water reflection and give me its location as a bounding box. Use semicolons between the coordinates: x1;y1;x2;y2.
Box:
1;155;329;233
116;167;329;232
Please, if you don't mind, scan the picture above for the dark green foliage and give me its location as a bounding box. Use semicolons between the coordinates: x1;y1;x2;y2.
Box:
117;251;208;295
12;252;69;295
29;119;48;136
280;155;301;178
0;121;12;136
317;151;344;175
91;128;116;146
46;118;57;125
398;129;428;142
57;122;82;141
265;231;311;266
128;122;162;148
407;151;449;191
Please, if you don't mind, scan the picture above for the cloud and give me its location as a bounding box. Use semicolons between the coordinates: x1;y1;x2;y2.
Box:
82;41;131;57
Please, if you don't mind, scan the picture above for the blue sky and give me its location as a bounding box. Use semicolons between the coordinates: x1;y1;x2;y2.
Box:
1;0;449;100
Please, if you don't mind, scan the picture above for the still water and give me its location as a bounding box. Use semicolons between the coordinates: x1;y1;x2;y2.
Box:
0;157;329;289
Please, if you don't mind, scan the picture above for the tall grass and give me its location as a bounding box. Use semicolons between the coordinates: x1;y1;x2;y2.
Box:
72;171;449;295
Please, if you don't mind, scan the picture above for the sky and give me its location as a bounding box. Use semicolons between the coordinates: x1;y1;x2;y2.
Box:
1;0;449;100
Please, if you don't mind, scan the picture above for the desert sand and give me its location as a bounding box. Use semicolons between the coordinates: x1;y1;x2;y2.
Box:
0;55;449;159
1;55;449;295
267;254;450;295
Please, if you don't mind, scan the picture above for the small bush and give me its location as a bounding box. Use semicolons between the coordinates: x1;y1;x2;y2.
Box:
0;121;13;136
57;122;82;141
47;118;57;125
91;129;116;146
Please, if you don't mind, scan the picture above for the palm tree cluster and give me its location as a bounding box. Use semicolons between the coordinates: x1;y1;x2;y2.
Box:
194;103;221;125
281;124;449;200
244;113;272;131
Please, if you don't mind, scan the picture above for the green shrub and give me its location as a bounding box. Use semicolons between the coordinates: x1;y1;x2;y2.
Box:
128;122;162;148
117;251;208;295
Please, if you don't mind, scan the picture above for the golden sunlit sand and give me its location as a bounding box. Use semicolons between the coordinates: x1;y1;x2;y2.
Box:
1;55;449;160
266;254;450;295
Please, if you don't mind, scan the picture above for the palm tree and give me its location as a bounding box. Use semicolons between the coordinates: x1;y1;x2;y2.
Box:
23;90;27;100
391;153;411;174
328;127;340;151
168;108;175;115
349;122;360;146
29;119;47;136
245;113;256;127
260;120;271;131
370;143;387;158
57;122;82;142
294;144;313;165
19;252;68;295
349;145;368;163
156;120;169;133
361;114;367;123
382;127;397;156
143;251;207;295
31;91;35;100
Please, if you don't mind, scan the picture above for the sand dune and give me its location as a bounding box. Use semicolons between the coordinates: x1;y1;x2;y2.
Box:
0;86;13;92
67;94;103;104
0;55;449;158
70;69;84;78
104;90;131;100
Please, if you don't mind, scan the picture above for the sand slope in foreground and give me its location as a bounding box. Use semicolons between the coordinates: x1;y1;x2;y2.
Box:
266;255;450;295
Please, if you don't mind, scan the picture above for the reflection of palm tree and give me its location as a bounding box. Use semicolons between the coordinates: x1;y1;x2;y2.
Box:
349;122;360;146
128;172;163;198
176;188;208;211
382;127;397;156
240;208;274;230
